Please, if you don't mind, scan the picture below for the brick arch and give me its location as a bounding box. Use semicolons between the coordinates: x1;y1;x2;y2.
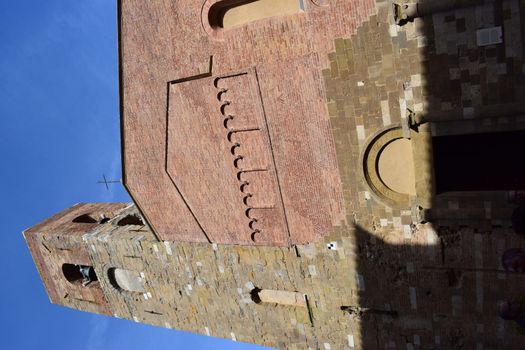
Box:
201;0;225;40
201;0;306;40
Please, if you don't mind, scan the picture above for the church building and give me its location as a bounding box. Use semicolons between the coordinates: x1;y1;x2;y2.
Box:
24;0;525;348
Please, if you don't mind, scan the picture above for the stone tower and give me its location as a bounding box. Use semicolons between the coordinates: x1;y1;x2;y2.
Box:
23;203;130;316
25;0;525;348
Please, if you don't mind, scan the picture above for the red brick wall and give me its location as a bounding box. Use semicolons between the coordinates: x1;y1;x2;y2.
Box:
120;0;376;245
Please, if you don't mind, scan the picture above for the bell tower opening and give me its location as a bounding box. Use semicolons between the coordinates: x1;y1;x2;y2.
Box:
72;214;97;223
62;264;98;286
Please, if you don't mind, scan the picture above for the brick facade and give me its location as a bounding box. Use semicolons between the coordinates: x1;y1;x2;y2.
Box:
119;0;375;245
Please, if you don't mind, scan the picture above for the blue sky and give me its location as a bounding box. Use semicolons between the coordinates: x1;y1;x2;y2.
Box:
0;1;269;349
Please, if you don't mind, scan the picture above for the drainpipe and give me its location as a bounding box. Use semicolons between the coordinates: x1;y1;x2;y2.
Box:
394;0;495;25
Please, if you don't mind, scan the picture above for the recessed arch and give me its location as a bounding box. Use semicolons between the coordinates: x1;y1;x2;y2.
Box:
361;125;415;207
117;214;144;226
202;0;305;39
377;138;416;196
72;214;98;224
72;212;113;224
107;268;146;293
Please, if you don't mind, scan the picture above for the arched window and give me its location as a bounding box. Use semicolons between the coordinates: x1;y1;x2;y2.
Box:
207;0;304;30
72;214;98;224
117;214;144;226
62;263;98;286
72;213;112;224
107;268;146;293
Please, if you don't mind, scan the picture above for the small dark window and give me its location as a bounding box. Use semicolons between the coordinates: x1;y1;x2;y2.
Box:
62;264;98;286
73;213;112;224
117;214;144;226
250;287;262;304
72;214;98;224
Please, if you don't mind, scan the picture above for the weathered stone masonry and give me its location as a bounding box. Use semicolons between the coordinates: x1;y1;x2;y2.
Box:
25;201;525;349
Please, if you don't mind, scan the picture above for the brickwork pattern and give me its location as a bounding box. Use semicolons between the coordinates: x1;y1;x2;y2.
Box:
120;0;376;245
166;69;290;245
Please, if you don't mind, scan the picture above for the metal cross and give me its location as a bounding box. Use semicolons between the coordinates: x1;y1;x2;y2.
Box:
97;174;121;190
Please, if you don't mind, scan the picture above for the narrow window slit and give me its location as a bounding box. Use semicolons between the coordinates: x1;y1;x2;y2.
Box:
250;287;307;307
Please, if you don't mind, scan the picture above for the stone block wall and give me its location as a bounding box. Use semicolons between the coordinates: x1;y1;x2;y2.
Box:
23;203;130;315
26;200;525;349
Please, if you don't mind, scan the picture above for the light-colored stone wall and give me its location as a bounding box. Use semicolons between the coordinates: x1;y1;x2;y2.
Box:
46;203;521;349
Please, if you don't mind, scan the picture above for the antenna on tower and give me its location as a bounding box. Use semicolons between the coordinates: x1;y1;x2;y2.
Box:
97;174;121;190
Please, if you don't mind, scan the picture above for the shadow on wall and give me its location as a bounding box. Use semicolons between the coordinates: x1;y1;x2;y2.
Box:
345;1;525;348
